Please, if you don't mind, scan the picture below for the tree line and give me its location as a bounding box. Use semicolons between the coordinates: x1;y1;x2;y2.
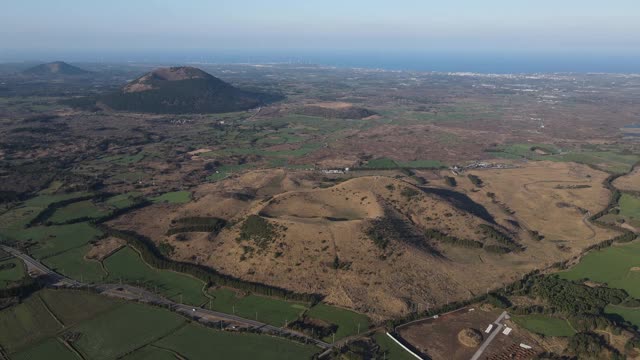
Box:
95;224;323;304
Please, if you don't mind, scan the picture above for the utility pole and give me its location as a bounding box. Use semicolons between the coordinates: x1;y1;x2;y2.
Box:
357;323;360;335
332;333;335;344
232;305;235;315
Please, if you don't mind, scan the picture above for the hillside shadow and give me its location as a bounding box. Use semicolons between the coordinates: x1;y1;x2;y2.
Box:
419;187;496;224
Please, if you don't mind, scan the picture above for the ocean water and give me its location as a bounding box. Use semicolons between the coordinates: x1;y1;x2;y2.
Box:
4;49;640;74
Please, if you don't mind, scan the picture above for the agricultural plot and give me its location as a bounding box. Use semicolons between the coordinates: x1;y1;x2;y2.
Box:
11;338;76;360
489;145;639;174
208;287;307;327
17;222;102;260
0;192;92;238
0;294;63;353
307;303;370;341
512;315;575;337
71;303;186;360
150;191;191;204
207;163;255;182
605;304;640;328
120;346;176;360
48;200;109;224
155;323;319;360
559;241;640;298
99;152;145;165
361;158;444;169
43;244;106;282
619;193;640;226
373;332;417;360
104;192;142;209
104;246;207;305
39;289;122;325
0;257;25;288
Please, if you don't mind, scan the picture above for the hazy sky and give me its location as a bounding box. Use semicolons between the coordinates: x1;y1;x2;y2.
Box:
1;0;639;53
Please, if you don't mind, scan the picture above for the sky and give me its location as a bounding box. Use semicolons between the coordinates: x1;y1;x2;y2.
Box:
1;0;639;57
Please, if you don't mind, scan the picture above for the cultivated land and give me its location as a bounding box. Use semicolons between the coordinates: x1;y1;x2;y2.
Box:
1;63;639;358
559;241;640;298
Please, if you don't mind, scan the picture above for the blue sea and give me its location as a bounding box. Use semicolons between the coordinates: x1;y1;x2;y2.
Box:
4;49;640;74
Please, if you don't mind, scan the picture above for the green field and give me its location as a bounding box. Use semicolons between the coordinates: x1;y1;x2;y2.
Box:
44;244;107;283
0;257;26;288
0;289;317;359
373;332;417;360
150;191;191;204
512;315;576;337
206;163;255;182
489;145;639;174
105;246;207;305
99;152;145;165
397;160;446;169
605;304;640;328
39;289;122;325
49;200;109;224
363;158;398;169
72;303;186;360
208;287;307;327
0;293;63;353
0;192;92;238
559;241;640;298
307;303;370;342
14;222;102;260
155;323;319;360
11;338;76;360
120;346;177;360
104;192;143;209
619;194;640;224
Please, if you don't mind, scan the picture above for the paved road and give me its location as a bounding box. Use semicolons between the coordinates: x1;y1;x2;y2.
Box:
3;245;330;349
470;311;509;360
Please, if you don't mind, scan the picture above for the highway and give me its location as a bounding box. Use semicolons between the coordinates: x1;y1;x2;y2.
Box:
2;245;331;349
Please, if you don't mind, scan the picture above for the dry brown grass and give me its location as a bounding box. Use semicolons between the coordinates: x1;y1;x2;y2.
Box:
614;166;640;192
109;162;621;319
85;237;125;261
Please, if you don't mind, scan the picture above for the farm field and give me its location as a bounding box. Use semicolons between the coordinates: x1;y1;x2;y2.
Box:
208;287;307;327
605;304;640;328
11;338;76;360
559;241;640;298
49;200;109;223
71;303;187;360
16;222;102;260
104;246;208;305
373;332;417;360
619;193;640;226
512;315;576;337
0;257;25;288
0;292;63;353
307;303;371;341
43;244;107;282
39;289;122;325
0;192;93;237
120;346;176;360
104;192;142;209
155;323;319;360
151;191;191;204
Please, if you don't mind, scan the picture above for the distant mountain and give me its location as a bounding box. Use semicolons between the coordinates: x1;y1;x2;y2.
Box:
22;61;89;76
99;66;281;114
